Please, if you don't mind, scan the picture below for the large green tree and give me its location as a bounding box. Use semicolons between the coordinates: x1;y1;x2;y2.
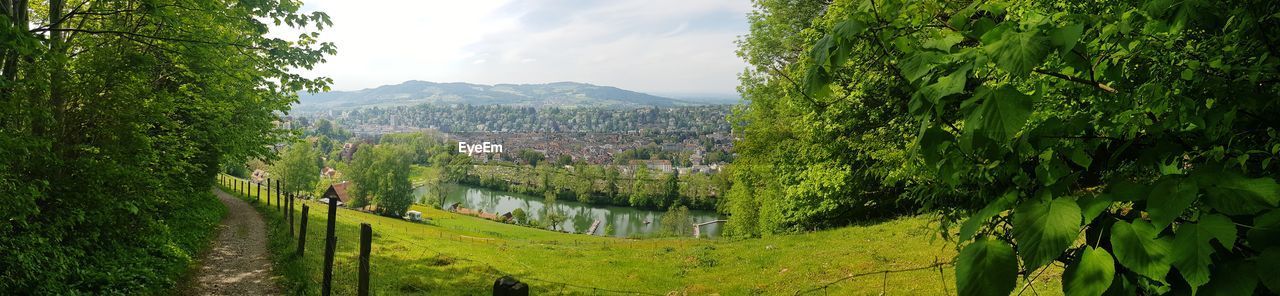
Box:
726;0;910;237
348;144;415;217
756;0;1280;294
0;0;332;293
271;140;321;195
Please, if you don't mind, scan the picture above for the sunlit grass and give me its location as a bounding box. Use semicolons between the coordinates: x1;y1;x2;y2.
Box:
216;175;1062;295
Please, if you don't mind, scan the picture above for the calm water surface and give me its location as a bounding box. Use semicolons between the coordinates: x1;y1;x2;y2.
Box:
413;184;723;238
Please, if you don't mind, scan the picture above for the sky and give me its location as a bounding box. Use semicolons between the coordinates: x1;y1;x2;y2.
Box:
287;0;753;96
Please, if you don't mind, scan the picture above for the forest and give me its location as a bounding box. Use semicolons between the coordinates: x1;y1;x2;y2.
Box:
0;0;331;293
725;0;1280;294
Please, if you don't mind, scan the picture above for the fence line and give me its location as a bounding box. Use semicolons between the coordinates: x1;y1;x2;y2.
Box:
791;260;955;296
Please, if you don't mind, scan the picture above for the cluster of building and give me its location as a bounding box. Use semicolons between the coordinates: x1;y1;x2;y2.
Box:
447;131;732;171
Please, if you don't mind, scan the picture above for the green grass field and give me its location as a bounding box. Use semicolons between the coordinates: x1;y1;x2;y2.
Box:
216;175;1062;295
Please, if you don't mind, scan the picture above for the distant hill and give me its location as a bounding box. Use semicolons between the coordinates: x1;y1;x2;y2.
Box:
296;81;716;111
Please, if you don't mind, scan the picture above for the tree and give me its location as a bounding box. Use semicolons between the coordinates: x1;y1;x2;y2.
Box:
630;165;652;208
272;141;321;195
541;190;567;231
370;146;414;217
426;152;472;207
348;144;414;216
346;146;376;207
605;166;621;204
660;170;680;208
0;0;333;292
511;208;529;225
781;0;1280;294
660;205;692;237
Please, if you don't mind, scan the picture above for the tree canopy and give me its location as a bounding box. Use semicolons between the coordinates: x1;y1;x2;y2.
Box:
732;0;1280;294
0;0;332;293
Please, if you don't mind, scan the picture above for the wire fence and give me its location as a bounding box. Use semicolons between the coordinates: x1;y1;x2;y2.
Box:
217;174;962;295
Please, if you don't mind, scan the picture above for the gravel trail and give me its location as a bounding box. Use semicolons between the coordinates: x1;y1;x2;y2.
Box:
189;188;280;296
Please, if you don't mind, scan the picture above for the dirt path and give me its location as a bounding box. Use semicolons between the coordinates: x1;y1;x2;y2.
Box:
189;188;280;296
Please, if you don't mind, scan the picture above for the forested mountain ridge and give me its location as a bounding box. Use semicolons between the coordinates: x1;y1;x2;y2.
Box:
297;81;712;111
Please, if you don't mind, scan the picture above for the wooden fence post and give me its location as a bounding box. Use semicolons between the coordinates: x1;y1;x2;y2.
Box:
321;197;338;296
358;223;372;296
256;182;261;202
288;193;295;237
297;204;309;256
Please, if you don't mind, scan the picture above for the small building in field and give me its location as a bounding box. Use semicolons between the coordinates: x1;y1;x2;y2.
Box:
321;181;353;206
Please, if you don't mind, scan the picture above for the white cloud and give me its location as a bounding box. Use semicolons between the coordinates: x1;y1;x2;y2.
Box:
286;0;750;95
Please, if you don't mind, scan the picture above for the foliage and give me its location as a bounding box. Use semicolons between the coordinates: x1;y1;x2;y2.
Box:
540;191;568;231
660;205;693;237
788;0;1280;294
0;0;331;293
271;140;321;195
726;0;910;237
349;144;415;217
461;160;721;211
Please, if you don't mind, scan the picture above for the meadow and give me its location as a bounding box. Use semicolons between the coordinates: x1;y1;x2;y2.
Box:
218;176;1062;295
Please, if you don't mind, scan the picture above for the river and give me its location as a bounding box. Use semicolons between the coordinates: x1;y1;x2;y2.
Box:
413;184;724;238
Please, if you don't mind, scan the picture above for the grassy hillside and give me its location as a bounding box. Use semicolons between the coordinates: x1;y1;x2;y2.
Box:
218;176;1062;295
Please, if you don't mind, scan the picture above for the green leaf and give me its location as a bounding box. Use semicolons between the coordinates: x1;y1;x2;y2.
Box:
1257;248;1280;293
1247;209;1280;248
923;30;965;52
1197;169;1280;215
832;19;868;41
1068;147;1093;169
1063;247;1115;296
1110;220;1172;281
918;125;954;165
960;192;1016;242
1013;197;1082;269
1078;194;1112;223
900;52;944;82
1171;214;1235;292
803;63;834;98
1200;259;1257;296
918;66;970;104
1050;23;1085;52
964;86;1034;140
983;25;1050;75
1147;175;1198;229
957;239;1018;296
1199;214;1237;249
811;35;835;69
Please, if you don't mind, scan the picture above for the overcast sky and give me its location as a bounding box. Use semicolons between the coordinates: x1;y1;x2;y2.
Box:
288;0;752;96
